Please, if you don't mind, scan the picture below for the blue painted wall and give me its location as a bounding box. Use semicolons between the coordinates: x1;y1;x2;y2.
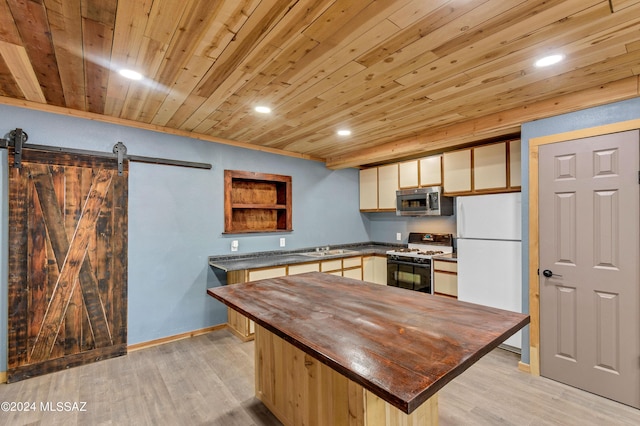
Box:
366;212;456;245
0;104;370;370
520;96;640;364
3;95;637;372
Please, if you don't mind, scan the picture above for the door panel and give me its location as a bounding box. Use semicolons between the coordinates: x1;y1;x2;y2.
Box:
7;148;128;382
539;130;640;408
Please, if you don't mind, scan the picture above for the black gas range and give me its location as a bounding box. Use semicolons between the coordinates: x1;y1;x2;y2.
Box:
386;233;453;293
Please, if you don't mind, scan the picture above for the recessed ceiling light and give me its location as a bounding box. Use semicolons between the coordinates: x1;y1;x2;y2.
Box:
337;129;351;136
534;54;565;68
255;106;272;114
118;69;144;80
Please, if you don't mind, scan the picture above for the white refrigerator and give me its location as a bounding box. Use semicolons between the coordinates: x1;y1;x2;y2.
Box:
456;192;523;350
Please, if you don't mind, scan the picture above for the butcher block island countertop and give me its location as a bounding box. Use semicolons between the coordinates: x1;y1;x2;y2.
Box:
207;272;529;425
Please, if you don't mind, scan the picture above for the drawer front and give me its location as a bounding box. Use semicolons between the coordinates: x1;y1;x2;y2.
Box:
248;266;287;281
321;259;343;272
433;260;457;273
342;256;362;269
288;262;320;275
434;272;458;297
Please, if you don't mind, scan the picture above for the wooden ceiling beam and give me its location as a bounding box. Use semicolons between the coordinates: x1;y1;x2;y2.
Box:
325;75;640;169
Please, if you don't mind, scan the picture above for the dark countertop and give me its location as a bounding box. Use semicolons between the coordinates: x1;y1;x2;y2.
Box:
432;252;458;262
208;242;401;272
207;272;529;414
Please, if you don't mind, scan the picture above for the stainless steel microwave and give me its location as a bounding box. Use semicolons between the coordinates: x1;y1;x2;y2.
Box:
396;187;453;216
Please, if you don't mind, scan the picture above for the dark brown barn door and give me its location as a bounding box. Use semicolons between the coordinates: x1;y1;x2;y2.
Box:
7;148;128;382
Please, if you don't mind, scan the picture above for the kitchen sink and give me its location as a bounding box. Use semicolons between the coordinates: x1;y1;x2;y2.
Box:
298;249;360;257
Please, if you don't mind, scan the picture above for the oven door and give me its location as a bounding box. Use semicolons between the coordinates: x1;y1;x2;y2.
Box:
387;259;432;293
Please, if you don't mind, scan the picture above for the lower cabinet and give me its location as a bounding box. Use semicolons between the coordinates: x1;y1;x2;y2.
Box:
342;256;363;280
433;259;458;298
225;256;370;340
363;255;387;285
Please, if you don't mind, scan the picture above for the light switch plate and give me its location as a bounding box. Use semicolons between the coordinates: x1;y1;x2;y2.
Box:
279;237;286;247
231;240;238;252
396;233;402;241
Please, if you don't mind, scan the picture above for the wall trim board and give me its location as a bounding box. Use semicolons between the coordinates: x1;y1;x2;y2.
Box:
127;324;227;352
527;117;640;376
518;362;531;374
0;96;323;163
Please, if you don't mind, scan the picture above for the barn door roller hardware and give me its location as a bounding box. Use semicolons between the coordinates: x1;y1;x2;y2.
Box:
1;128;212;176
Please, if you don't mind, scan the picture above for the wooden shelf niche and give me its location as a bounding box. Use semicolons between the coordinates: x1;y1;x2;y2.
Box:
224;170;292;233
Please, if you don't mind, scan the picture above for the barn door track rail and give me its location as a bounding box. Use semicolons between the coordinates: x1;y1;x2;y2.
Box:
1;128;212;175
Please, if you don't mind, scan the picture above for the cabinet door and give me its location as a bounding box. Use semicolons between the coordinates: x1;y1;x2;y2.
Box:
363;255;388;285
473;142;507;190
443;150;471;193
359;168;378;210
378;164;399;209
343;267;362;280
434;272;458;297
399;160;419;188
419;155;442;186
509;140;522;188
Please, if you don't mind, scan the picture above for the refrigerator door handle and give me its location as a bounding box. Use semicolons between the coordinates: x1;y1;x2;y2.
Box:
458;202;465;238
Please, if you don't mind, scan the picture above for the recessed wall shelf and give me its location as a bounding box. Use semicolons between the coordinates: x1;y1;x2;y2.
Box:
224;170;292;234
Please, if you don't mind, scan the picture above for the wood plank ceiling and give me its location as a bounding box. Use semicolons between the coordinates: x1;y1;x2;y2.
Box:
1;0;640;169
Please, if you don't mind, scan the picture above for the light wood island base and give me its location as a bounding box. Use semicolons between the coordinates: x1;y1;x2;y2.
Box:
255;325;439;426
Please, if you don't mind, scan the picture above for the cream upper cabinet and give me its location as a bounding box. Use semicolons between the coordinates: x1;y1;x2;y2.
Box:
419;155;442;186
398;160;419;189
473;142;507;191
509;139;522;188
443;149;471;194
377;164;399;210
359;168;378;210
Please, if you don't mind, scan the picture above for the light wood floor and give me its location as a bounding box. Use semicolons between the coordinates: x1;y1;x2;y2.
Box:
1;329;639;425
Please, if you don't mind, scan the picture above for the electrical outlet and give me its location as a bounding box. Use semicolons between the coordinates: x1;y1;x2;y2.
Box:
231;240;238;252
280;237;286;247
396;233;402;241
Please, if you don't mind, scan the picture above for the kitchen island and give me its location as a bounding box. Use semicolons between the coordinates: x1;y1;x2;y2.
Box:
207;272;529;425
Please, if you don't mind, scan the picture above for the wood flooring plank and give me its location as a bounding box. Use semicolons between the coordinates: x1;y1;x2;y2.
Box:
0;329;639;425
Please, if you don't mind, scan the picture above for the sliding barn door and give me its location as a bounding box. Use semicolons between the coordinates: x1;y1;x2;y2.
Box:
7;148;128;382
